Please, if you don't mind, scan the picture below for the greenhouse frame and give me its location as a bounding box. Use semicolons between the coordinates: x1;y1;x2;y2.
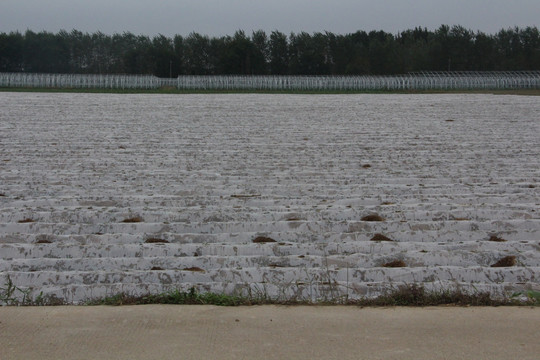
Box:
1;71;539;91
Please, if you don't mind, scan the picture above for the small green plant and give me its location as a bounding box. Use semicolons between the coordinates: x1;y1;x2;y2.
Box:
86;287;250;306
0;275;31;305
511;290;540;304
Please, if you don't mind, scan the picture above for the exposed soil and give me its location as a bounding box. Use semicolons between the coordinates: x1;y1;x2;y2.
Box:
371;233;394;242
182;267;205;272
361;214;385;222
145;238;169;244
488;235;507;242
383;260;407;268
17;218;35;223
491;256;516;267
362;164;372;168
34;240;52;244
150;266;164;271
122;216;143;223
252;236;277;243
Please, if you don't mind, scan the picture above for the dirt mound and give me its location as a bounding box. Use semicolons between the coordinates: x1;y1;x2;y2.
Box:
252;236;277;243
145;238;169;244
371;233;394;242
491;256;516;267
361;214;385;222
17;218;35;223
122;216;143;223
383;260;407;268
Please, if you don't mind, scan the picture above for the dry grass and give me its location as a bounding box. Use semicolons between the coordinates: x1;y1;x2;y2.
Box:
371;233;394;242
84;283;527;307
252;236;277;243
491;256;516;267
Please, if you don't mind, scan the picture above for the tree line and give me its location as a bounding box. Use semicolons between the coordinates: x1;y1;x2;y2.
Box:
1;25;539;76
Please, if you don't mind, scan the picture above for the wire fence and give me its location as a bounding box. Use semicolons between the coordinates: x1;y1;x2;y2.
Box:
1;71;539;91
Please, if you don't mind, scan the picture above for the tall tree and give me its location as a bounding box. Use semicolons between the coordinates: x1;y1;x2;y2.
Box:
269;31;289;75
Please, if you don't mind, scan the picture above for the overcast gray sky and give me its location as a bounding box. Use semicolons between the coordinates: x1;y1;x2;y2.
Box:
1;0;539;37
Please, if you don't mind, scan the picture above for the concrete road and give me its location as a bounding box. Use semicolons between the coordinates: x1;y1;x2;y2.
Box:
1;306;538;360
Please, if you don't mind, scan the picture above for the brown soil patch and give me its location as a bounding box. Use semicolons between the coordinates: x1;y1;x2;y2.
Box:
452;217;469;221
445;119;455;122
35;239;52;244
18;218;35;223
488;235;507;242
286;218;301;221
252;236;277;243
362;164;372;168
380;201;395;206
383;260;407;268
0;193;6;197
491;256;516;267
122;216;143;223
151;266;164;271
361;214;385;222
371;233;394;242
183;266;205;272
145;238;169;244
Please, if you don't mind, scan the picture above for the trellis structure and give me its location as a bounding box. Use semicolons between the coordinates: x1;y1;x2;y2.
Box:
177;72;540;91
1;71;539;91
0;73;162;89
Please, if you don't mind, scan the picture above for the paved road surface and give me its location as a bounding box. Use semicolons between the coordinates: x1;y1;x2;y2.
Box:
1;306;538;360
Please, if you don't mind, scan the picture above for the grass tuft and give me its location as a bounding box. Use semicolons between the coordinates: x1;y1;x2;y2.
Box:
2;274;537;307
358;284;502;307
86;287;249;306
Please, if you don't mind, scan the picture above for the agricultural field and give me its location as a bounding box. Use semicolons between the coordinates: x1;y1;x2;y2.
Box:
0;92;539;304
